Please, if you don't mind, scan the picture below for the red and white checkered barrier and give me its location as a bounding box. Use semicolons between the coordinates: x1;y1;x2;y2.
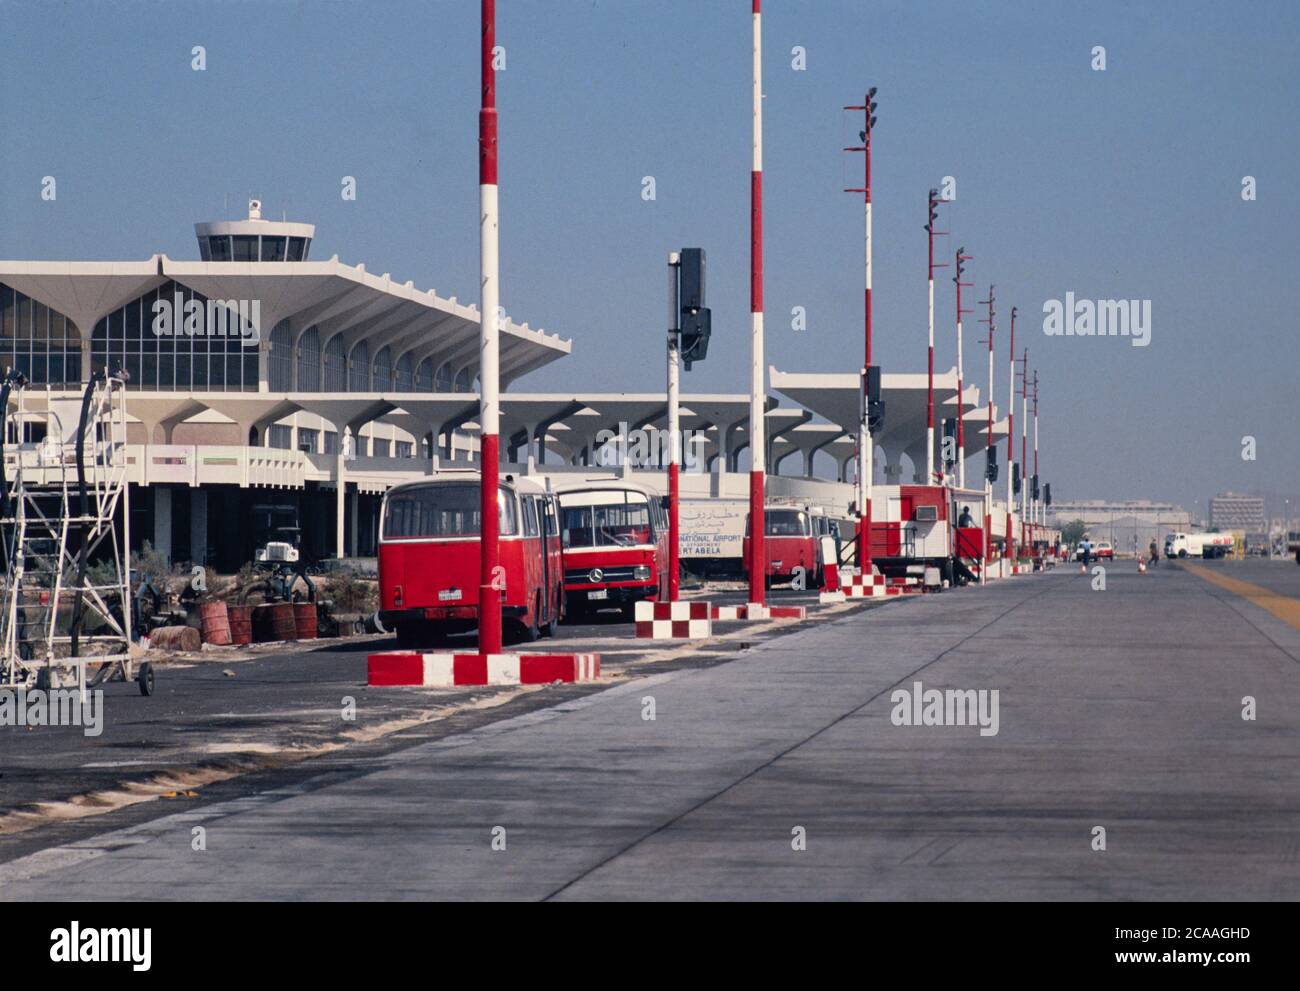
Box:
843;572;889;598
634;600;712;639
368;651;600;687
711;603;807;621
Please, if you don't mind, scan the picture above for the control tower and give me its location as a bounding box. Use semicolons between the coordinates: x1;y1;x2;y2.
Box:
195;199;316;262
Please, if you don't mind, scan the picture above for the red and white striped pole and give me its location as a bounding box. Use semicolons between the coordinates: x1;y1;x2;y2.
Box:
667;252;681;601
477;0;503;655
926;189;947;484
1033;369;1040;537
1006;305;1016;564
980;285;995;578
953;247;973;490
747;0;766;609
843;89;877;571
1020;347;1029;555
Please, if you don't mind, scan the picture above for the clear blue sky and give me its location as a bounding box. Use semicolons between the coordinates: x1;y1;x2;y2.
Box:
1;0;1296;512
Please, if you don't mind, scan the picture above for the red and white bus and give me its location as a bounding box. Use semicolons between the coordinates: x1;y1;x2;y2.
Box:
742;505;820;588
377;471;564;647
555;480;669;619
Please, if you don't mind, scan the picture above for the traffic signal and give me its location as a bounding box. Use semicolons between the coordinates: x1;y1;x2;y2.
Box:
866;366;885;435
678;248;710;369
985;446;998;483
942;417;957;472
1013;463;1021;496
1044;483;1052;507
1032;474;1040;500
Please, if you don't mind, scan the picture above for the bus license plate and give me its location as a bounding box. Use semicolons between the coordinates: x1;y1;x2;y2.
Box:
588;589;608;600
438;589;462;602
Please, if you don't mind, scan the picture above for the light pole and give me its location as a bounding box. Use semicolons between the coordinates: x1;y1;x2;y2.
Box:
926;188;948;484
953;246;974;489
747;0;767;610
844;86;878;571
666;251;681;601
1006;305;1017;564
477;0;503;656
1020;347;1029;555
978;284;995;574
1033;369;1040;539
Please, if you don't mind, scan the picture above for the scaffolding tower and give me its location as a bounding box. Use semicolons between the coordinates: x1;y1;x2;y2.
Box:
0;370;148;698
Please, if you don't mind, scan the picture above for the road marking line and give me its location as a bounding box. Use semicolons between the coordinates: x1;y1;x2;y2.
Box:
1180;565;1300;632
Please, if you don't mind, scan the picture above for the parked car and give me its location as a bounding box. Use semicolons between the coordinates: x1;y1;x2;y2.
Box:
1094;540;1114;560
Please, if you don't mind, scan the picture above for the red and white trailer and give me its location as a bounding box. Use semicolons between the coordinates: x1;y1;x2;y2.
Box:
869;484;988;587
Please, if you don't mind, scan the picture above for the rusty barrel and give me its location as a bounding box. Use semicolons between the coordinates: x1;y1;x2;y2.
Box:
253;602;298;643
293;602;318;640
227;604;253;645
199;601;231;646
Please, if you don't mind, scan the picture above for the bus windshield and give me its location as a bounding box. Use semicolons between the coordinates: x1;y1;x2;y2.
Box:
382;482;517;538
561;497;653;548
765;509;809;537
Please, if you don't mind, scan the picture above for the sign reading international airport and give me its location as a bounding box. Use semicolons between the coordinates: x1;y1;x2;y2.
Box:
679;499;747;558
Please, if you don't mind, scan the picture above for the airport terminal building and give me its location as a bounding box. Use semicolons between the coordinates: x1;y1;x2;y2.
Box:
2;202;1007;573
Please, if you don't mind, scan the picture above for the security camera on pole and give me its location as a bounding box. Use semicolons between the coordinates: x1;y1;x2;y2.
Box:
844;87;879;573
953;246;974;489
925;189;948;484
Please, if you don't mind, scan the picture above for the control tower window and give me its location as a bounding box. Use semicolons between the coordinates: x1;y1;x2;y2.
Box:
209;236;232;261
233;236;258;262
261;236;286;262
287;237;307;262
198;238;212;261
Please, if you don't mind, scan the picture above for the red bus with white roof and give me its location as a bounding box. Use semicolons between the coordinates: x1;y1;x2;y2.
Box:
742;504;821;588
377;471;564;647
555;479;669;619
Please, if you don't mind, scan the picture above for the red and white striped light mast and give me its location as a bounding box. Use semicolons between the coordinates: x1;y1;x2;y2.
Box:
1006;305;1017;564
747;0;766;611
477;0;503;655
1032;369;1040;538
1020;346;1029;555
978;284;995;571
925;189;948;483
953;247;973;489
844;88;878;570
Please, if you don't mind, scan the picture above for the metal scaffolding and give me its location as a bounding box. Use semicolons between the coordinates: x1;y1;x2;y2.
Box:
0;370;148;698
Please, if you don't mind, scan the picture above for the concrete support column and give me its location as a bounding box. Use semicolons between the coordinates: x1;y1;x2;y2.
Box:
336;454;347;559
349;487;359;556
883;462;903;485
154;487;173;563
190;488;208;566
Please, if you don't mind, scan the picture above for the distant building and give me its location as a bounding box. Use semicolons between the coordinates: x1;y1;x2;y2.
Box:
1209;492;1266;537
1046;499;1191;555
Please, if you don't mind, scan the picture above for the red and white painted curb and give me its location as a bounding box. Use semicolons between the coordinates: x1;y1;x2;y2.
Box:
634;600;712;639
368;651;600;687
712;603;807;621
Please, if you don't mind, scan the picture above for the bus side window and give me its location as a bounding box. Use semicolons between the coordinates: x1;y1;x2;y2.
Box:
523;496;539;537
544;498;559;537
